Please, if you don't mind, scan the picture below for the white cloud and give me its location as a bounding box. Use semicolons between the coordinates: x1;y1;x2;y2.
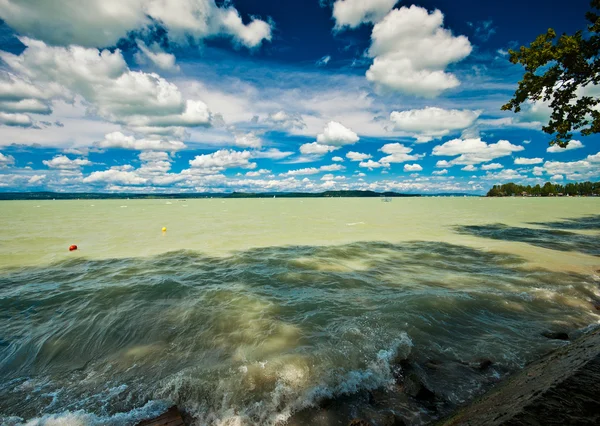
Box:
28;174;45;184
360;159;388;169
134;40;179;73
234;132;262;149
251;148;294;160
320;164;345;172
43;155;91;169
542;159;599;179
435;160;451;168
482;168;526;181
83;168;147;185
0;112;33;127
189;149;256;171
332;0;398;29
533;166;544;176
461;165;477;171
316;55;331;66
299;142;338;155
0;152;15;167
1;39;211;134
97;132;186;151
366;6;472;97
432;138;524;165
404;163;423;172
379;142;422;164
551;174;564;181
514;157;543;165
587;152;600;162
265;111;305;130
316;121;359;146
0;0;272;49
332;156;344;162
390;107;480;142
546;140;584;153
245;169;271;177
432;169;448;175
280;167;320;176
346;151;372;161
481;163;503;170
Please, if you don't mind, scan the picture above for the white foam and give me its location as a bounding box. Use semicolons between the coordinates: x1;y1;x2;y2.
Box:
3;400;171;426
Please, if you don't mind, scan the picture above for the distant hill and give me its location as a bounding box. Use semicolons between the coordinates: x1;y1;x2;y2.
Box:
0;190;424;200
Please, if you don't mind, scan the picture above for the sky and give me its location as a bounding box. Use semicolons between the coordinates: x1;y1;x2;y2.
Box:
0;0;598;195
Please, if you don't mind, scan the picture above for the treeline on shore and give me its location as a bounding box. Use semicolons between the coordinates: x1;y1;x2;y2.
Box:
487;181;600;197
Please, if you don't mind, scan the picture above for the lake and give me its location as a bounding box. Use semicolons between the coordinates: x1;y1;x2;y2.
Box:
0;198;598;425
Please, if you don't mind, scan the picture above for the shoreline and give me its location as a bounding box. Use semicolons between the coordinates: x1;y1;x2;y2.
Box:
138;327;600;426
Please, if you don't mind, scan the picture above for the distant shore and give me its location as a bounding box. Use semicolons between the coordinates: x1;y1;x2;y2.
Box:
0;190;482;201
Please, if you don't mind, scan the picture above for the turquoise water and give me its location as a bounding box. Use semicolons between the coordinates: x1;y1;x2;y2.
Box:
0;199;599;425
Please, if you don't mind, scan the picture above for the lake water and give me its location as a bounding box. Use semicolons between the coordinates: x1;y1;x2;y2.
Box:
0;198;599;425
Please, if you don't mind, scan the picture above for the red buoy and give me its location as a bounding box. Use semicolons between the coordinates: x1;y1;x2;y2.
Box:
69;245;78;251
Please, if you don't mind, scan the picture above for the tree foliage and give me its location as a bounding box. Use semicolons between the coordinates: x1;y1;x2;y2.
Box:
502;0;600;147
487;181;600;197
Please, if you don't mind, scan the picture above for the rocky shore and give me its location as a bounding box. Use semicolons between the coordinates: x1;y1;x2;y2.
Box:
137;327;600;426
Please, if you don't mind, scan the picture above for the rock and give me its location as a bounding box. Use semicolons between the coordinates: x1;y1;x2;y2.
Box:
381;412;407;426
403;371;435;402
478;359;494;370
542;331;570;341
348;419;371;426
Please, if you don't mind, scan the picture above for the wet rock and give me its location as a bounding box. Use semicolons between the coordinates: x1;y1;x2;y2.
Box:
424;359;444;370
381;412;407;426
478;359;494;370
403;371;435;402
348;419;371;426
542;331;570;341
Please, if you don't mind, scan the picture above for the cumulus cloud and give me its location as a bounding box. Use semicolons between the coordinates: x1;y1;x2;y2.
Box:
432;169;448;175
541;159;599;180
366;6;472;97
135;40;179;72
514;157;543;165
332;156;344;162
83;168;147;185
432;138;524;165
265;111;305;130
379;143;423;164
43;155;91;169
1;39;211;135
435;160;451;168
251;148;294;160
332;0;397;29
0;111;34;127
189;149;256;171
481;163;503;170
404;163;423;172
546;140;584;153
390;107;480;142
461;165;477;171
346;151;372;161
245;169;271;177
359;159;388;169
97;132;186;151
299;142;338;155
317;121;359;146
482;168;526;181
234;132;262;149
0;152;15;167
280;164;344;176
0;0;272;49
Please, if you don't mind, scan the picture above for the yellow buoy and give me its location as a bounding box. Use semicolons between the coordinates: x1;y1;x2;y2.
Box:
162;227;167;232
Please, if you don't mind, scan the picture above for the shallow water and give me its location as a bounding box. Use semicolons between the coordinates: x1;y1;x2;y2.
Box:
0;198;599;425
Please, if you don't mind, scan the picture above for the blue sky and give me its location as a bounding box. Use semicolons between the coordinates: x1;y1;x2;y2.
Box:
0;0;598;194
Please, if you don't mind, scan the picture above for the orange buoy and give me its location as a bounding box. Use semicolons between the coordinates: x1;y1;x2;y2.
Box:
69;245;78;251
